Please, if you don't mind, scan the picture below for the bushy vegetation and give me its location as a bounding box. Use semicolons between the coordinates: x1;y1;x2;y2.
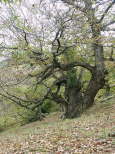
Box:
0;99;60;128
41;100;60;113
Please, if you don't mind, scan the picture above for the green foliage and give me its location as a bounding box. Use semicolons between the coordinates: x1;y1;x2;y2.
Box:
0;112;19;130
19;108;41;125
8;0;21;2
25;84;47;100
63;48;78;88
67;68;77;88
0;0;20;3
0;124;4;132
41;100;59;113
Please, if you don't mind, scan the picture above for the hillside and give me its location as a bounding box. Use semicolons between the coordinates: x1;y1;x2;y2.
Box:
0;100;115;154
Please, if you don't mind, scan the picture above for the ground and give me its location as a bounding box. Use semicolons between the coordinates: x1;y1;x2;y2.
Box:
0;100;115;154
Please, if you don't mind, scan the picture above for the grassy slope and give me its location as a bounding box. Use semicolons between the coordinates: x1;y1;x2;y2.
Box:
0;100;115;154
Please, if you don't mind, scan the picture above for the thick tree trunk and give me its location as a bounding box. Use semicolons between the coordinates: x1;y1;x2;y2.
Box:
63;74;105;118
84;72;105;108
62;42;106;118
83;36;106;108
63;59;105;118
64;86;83;118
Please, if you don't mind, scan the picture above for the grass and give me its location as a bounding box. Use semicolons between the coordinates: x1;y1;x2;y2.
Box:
0;100;115;153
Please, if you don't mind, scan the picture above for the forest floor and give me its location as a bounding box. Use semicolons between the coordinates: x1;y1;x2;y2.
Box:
0;100;115;154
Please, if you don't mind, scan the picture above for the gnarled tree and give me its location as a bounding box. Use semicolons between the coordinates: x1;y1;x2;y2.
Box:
0;0;114;118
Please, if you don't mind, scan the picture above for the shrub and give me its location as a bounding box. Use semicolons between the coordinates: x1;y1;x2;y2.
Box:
41;100;59;113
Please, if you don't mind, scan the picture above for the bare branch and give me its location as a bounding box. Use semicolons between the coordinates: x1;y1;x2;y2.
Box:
52;28;64;53
0;46;18;50
98;94;115;103
31;87;51;110
104;28;115;31
99;1;115;23
61;0;85;12
60;61;95;73
23;30;29;46
102;20;115;30
0;92;32;110
50;92;68;105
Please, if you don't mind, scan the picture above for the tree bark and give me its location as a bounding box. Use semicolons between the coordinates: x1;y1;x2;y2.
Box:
84;71;105;108
64;86;83;118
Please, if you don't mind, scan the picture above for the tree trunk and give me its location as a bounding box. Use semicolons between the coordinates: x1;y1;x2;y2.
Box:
62;43;106;119
84;72;105;108
63;66;105;119
64;86;83;118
